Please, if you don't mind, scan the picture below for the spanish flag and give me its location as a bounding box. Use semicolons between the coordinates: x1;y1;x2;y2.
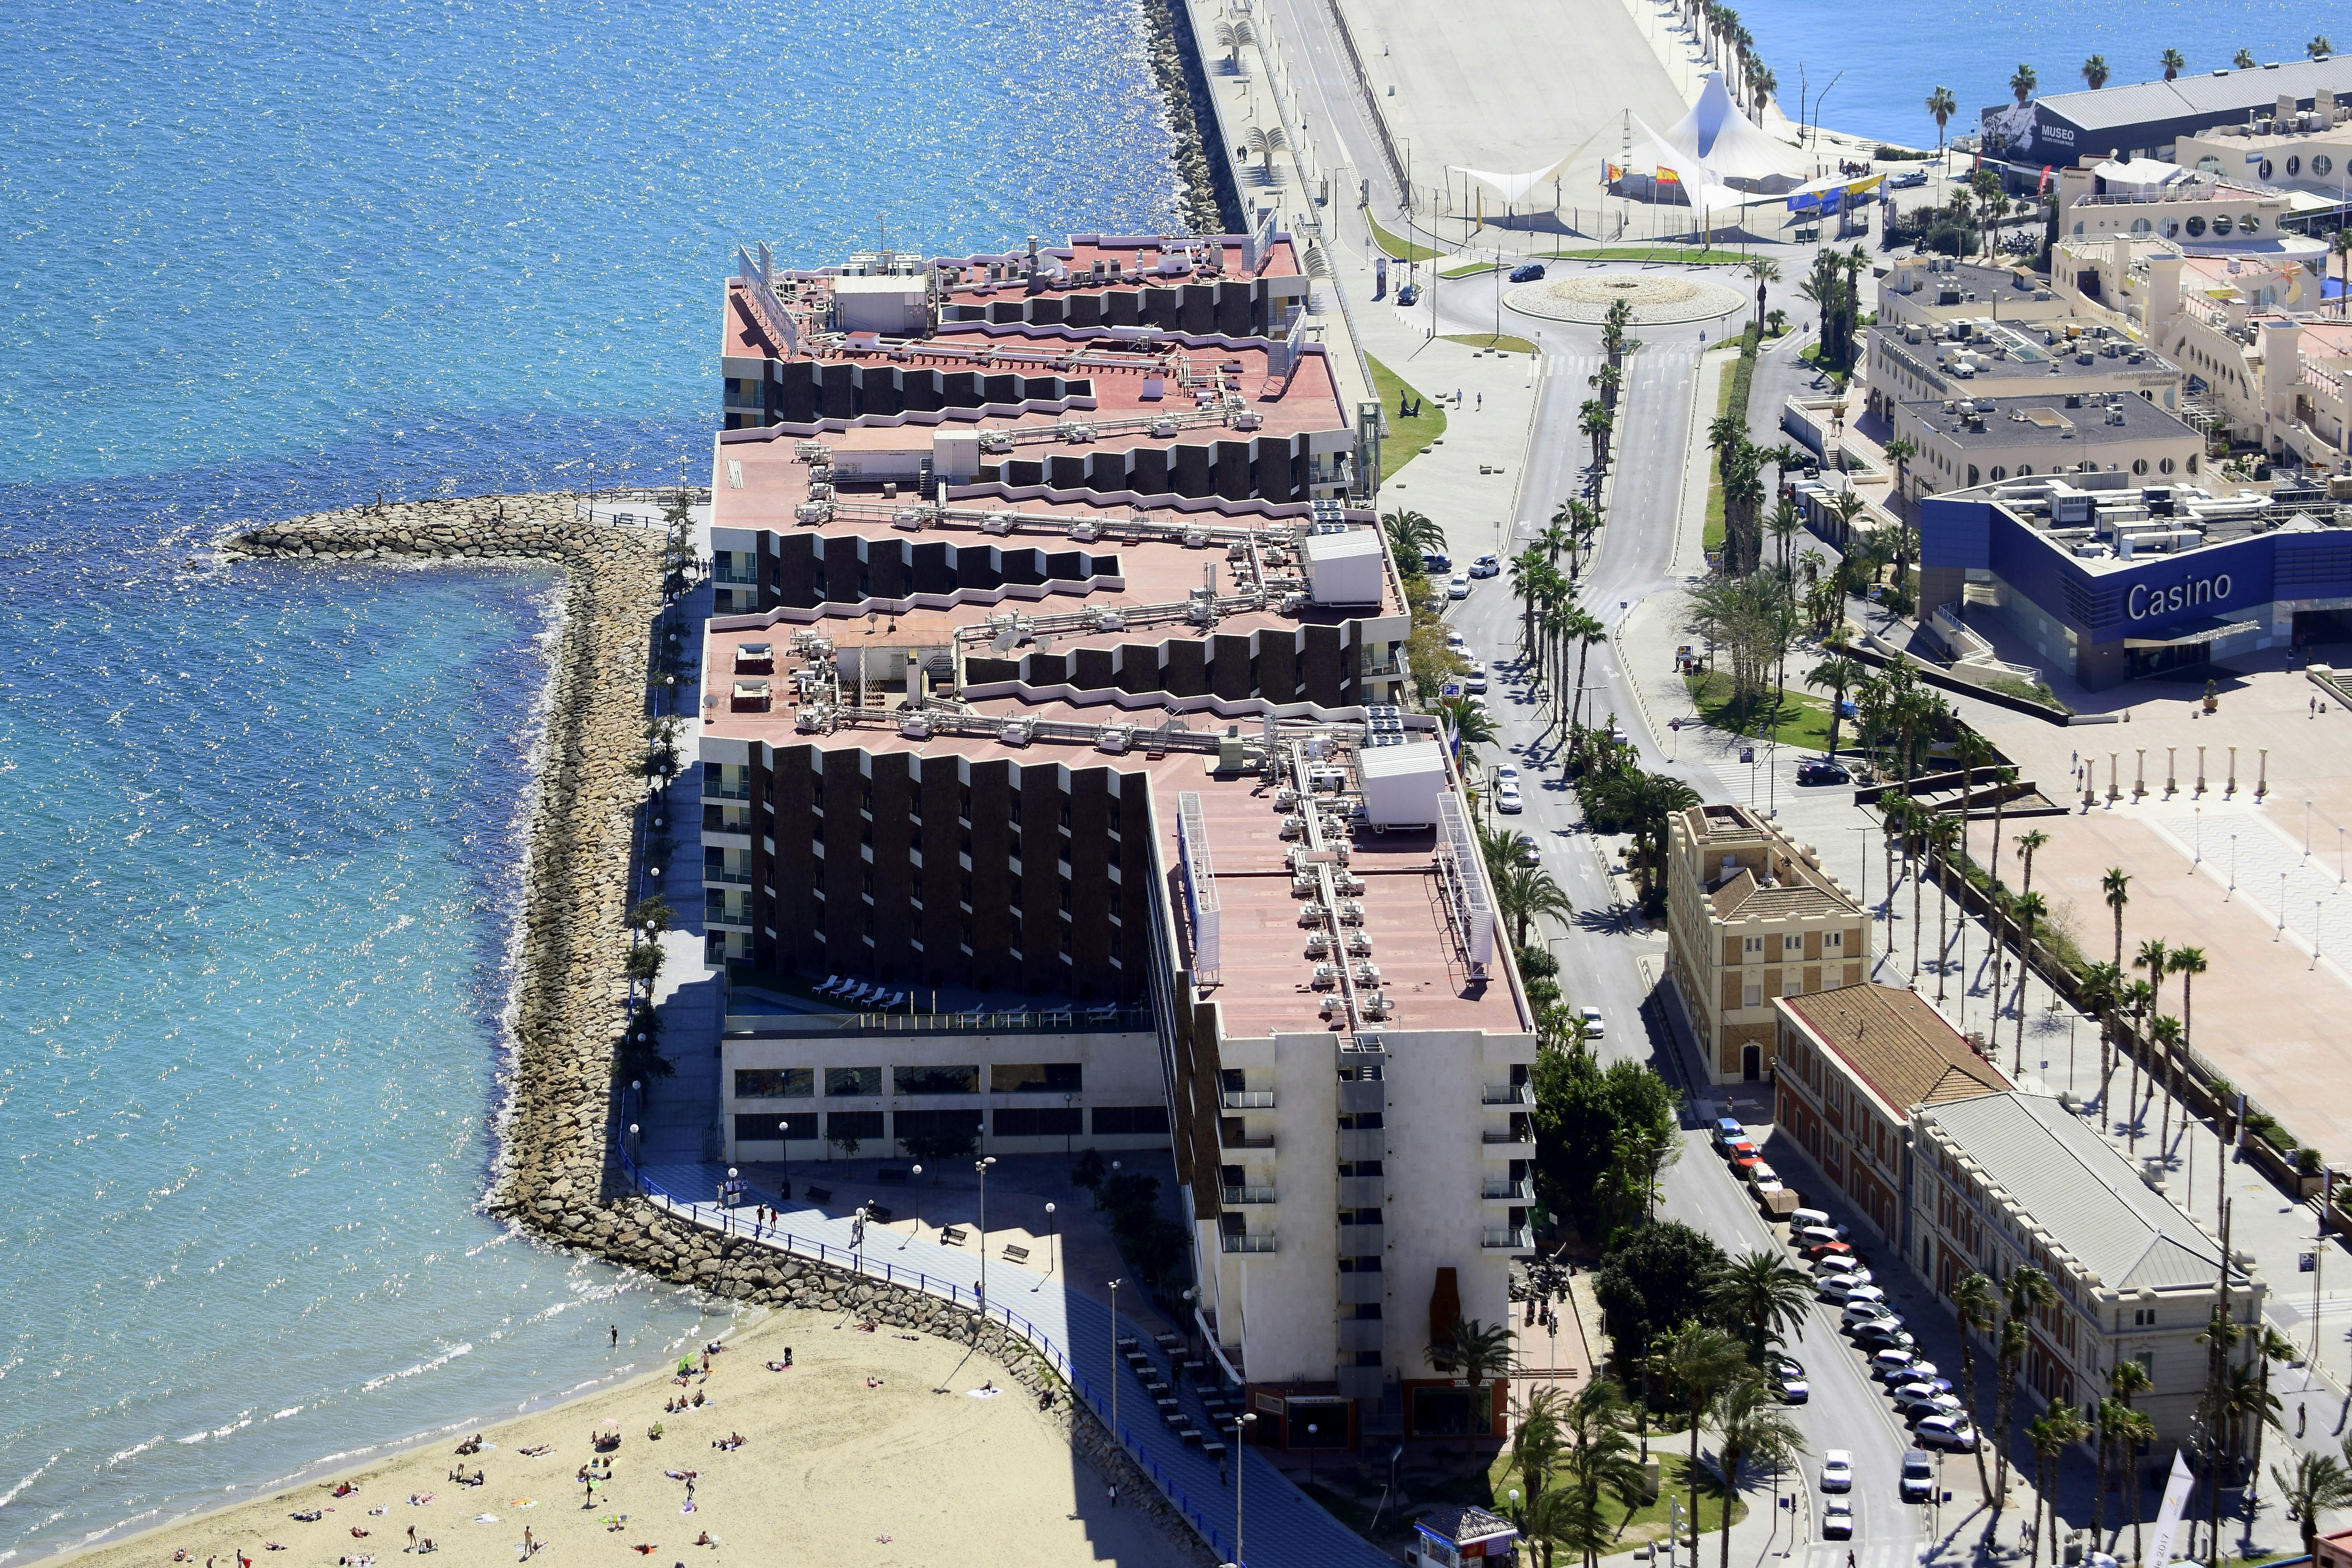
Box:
1655;165;1682;186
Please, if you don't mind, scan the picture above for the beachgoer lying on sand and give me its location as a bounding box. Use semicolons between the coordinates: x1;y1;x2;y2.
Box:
416;1542;437;1556
407;1494;434;1506
335;1483;361;1497
174;1551;191;1562
352;1526;372;1538
630;1545;658;1555
856;1318;878;1333
865;1377;884;1389
263;1544;285;1553
292;1510;324;1523
368;1507;388;1516
518;1445;550;1458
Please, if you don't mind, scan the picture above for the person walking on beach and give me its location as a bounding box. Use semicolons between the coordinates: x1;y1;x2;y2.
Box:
610;1325;619;1350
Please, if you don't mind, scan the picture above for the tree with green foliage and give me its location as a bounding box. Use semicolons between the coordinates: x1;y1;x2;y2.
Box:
1706;1250;1815;1362
613;999;675;1085
1428;1317;1517;1439
1592;1222;1732;1365
1532;1052;1678;1230
1711;1372;1805;1568
1383;509;1446;572
1660;1324;1749;1554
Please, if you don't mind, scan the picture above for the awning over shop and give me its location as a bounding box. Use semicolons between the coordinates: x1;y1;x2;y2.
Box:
2122;616;2262;648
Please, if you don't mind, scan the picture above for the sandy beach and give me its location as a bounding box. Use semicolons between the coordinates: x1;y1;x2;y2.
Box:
64;1308;1195;1568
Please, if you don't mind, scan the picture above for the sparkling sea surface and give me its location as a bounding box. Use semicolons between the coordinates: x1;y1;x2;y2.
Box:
0;0;1179;1556
1723;0;2336;149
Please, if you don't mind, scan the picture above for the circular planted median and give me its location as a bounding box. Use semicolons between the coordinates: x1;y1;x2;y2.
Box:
1505;270;1747;326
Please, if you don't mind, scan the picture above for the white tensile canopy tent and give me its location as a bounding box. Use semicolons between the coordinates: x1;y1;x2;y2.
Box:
1663;72;1806;185
1627;118;1751;214
1450;131;1602;211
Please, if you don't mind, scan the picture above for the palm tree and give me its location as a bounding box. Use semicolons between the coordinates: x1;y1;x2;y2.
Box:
1557;1380;1647;1568
1494;863;1574;948
2133;936;2169;1132
1565;607;1607;742
2113;1403;2158;1561
2009;892;2046;1073
2242;1324;2296;1492
2009;63;2038;105
2272;1451;2352;1560
1706;1250;1815;1362
2102;866;2131;1089
1661;1325;1749;1554
2027;1406;2088;1568
1804;655;1862;758
2310;35;2335;60
2234;49;2257;69
2120;979;2154;1147
1742;256;1780;331
2000;1271;2061;1496
1440;695;1500;752
1383;508;1445;570
2160;47;2186;81
1507;1383;1569;1543
1927;814;1963;1002
2082;54;2111;89
1881;434;1918;517
1710;1372;1805;1568
1429;1317;1517;1444
1951;1272;2000;1497
1526;1487;1612;1568
2080;960;2123;1121
1925;87;1958;161
1510;549;1555;665
2333;229;2352;321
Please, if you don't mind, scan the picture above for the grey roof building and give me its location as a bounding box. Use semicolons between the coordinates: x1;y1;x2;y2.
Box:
1979;56;2352;174
1907;1093;2263;1446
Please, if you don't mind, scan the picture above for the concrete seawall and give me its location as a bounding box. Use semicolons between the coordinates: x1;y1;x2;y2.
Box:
215;493;1212;1563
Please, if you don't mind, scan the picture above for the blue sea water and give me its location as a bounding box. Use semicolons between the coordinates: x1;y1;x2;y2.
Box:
0;0;1178;1557
1725;0;2339;150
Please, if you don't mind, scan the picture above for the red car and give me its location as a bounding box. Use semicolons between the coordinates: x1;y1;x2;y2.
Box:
1724;1139;1758;1163
1804;1239;1855;1263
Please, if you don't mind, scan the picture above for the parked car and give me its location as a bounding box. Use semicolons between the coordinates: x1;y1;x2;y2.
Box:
1802;1239;1855;1263
1788;1210;1847;1238
1748;1161;1784;1196
1448;572;1471;599
1509;262;1548;283
1445;629;1470;652
1464;662;1488;693
1869;1348;1917;1383
1714;1117;1747;1149
1892;1358;1940;1386
1820;1277;1883;1304
1771;1354;1809;1404
1902;1392;1965;1426
1915;1414;1979;1452
1423;552;1453;574
1822;1499;1855;1540
1578;1005;1605;1038
1851;1321;1915;1353
1796;759;1851;786
1811;1254;1866;1280
1397;283;1420;306
1472;553;1502;578
1820;1451;1853;1493
1726;1142;1760;1170
1842;1299;1901;1329
1900;1449;1936;1502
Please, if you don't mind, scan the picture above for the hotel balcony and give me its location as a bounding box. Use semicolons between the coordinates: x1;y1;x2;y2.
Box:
1481;1083;1532;1105
1220;1234;1278;1254
703;865;752;886
712;567;759;586
1220;1185;1276;1205
702;780;751;802
1217;1118;1274;1151
1481;1226;1532;1250
1220;1090;1276;1109
1481;1178;1532;1201
705;893;752;930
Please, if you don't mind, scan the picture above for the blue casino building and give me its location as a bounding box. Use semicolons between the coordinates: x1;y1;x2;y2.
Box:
1919;472;2352;689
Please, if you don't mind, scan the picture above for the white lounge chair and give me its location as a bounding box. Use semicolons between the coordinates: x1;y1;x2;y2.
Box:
844;982;877;1005
880;990;908;1011
815;974;845;996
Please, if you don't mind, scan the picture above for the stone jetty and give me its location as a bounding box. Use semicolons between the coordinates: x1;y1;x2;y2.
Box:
216;492;1207;1564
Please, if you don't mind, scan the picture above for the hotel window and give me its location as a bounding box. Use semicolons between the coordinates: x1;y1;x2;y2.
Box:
990;1062;1082;1093
1743;984;1764;1007
893;1064;980;1095
825;1066;882;1097
734;1068;814;1099
1743;935;1764;956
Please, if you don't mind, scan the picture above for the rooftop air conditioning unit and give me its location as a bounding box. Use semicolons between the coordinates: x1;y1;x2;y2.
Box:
999;719;1034;747
1068;519;1102;542
981;512;1016;535
892;508;924;530
978;432;1012;454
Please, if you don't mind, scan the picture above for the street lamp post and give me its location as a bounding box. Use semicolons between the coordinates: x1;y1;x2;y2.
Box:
902;1164;923;1247
1109;1278;1124;1455
1036;1202;1056;1289
975;1154;998;1312
1233;1410;1258;1565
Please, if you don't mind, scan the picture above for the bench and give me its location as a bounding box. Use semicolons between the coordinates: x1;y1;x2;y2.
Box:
939;1227;968;1247
1001;1244;1030;1263
876;1168;911;1185
864;1205;893;1225
1200;1440;1227;1459
803;1185;833;1203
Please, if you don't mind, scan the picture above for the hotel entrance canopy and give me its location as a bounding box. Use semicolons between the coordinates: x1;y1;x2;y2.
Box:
2123;615;2261;649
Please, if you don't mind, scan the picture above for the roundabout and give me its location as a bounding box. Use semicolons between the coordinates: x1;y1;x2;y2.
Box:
1504;270;1748;326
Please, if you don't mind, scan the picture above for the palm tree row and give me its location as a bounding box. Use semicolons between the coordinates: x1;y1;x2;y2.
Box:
1509;544;1608;746
1676;0;1777;120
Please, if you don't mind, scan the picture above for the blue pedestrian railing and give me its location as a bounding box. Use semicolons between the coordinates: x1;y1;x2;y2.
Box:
613;1142;1255;1565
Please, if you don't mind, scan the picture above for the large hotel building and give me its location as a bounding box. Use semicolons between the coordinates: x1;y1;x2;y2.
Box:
690;227;1535;1445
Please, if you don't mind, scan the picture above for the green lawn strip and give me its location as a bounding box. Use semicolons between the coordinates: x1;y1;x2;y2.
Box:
1684;669;1836;752
1442;333;1538;354
1366;355;1448;481
1365;206;1444;262
1441;259;1501;279
1486;1447;1746;1548
1702;353;1737;553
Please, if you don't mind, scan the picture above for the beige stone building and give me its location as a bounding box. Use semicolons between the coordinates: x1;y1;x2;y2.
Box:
1664;803;1870;1084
